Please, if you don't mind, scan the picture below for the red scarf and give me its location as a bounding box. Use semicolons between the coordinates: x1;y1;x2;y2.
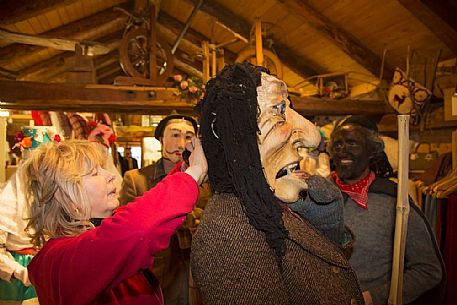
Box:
332;171;375;209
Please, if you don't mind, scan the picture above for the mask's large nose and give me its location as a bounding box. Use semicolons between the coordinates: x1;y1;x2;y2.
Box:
287;108;320;149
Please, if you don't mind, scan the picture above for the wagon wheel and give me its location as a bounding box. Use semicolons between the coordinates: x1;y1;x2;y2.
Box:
235;48;283;79
119;28;174;81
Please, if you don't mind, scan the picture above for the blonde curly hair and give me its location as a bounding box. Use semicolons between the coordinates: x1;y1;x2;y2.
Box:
22;140;106;247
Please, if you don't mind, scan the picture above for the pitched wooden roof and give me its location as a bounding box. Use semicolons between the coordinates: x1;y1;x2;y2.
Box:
0;0;455;115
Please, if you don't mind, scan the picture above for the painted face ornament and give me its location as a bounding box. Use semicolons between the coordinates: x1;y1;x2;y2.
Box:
161;119;196;164
257;73;321;202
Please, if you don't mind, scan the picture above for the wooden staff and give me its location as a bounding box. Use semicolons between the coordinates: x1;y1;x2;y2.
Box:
388;115;411;305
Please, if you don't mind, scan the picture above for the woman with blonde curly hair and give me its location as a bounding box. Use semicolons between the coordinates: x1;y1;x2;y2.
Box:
21;139;207;305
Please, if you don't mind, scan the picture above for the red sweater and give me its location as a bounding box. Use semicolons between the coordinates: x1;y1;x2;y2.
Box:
28;172;199;305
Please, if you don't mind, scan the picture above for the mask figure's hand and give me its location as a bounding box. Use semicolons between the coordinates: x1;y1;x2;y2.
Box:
306;174;341;204
183;207;204;235
289;175;344;246
299;152;331;178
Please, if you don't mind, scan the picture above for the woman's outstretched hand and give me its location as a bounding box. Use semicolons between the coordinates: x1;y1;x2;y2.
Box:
184;137;208;185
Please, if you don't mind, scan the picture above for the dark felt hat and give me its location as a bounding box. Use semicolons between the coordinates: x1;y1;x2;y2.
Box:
154;115;198;140
336;115;378;133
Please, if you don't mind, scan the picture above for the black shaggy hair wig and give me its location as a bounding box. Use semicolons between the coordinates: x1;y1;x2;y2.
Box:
196;62;288;267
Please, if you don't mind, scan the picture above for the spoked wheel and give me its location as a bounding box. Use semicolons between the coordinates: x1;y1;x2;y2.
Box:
119;28;174;81
235;47;283;79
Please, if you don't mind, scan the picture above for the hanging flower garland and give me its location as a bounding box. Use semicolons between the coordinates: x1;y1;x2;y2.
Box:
86;121;116;148
13;129;61;150
173;74;205;100
14;132;33;149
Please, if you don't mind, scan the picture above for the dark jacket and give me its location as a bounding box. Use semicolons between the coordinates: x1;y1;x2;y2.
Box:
368;178;446;305
191;193;364;305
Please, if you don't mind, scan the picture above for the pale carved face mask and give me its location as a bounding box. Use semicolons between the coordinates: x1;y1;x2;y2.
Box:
161;119;196;164
257;73;320;202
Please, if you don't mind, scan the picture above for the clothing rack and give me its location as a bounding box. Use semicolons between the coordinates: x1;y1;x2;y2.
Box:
452;130;457;171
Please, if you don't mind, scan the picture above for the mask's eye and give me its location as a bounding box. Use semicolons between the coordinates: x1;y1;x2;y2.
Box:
273;100;286;116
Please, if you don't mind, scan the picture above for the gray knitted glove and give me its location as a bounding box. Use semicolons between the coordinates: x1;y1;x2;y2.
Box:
289;175;344;245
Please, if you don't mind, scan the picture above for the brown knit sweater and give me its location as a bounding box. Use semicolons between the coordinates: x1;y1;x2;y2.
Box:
191;193;364;305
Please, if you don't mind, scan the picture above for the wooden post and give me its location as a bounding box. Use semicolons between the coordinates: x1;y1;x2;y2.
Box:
388;114;411;305
202;41;210;82
255;18;264;67
0;115;7;184
211;45;217;77
217;49;225;72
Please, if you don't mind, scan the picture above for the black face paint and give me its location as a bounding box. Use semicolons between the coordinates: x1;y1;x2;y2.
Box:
329;125;371;183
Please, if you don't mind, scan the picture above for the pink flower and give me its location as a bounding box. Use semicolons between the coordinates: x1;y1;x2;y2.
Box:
180;81;189;89
88;123;114;148
189;86;198;93
174;74;183;82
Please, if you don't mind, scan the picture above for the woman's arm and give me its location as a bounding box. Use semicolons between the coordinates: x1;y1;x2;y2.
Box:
29;172;199;305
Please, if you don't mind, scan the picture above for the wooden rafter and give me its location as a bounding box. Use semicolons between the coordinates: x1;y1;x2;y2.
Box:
18;30;123;81
158;11;238;62
96;62;123;82
191;0;321;78
0;29;118;56
281;0;393;79
0;6;129;70
399;0;457;55
0;0;80;25
9;7;212;82
17;53;72;81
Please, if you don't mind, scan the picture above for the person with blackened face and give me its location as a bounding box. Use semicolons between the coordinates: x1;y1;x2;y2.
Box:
327;116;444;305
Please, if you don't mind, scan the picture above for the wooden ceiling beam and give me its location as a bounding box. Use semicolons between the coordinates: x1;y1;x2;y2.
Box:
174;57;203;79
0;79;393;115
0;66;17;80
158;11;237;62
0;6;128;70
290;95;394;116
17;53;72;81
96;62;122;82
399;0;457;56
17;30;123;82
19;30;203;84
0;0;79;25
0;29;117;55
192;0;320;78
281;0;393;79
94;51;120;72
6;7;214;81
0;80;196;114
